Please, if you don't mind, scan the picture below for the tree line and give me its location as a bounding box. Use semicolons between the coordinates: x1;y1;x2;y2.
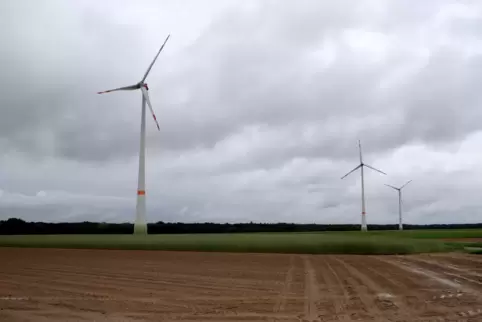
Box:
1;218;482;234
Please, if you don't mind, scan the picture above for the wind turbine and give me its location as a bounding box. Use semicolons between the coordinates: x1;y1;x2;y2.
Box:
341;140;386;232
97;34;170;235
385;180;412;231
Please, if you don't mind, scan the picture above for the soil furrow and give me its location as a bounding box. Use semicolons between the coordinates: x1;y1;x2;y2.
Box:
380;256;482;317
302;256;320;322
333;256;393;321
273;255;295;314
4;248;482;321
320;256;350;321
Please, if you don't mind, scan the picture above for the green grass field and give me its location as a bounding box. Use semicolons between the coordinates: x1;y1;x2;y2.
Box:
1;229;479;255
0;229;480;255
365;229;482;239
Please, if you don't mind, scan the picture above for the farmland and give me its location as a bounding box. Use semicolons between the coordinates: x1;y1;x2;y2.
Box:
2;248;482;321
1;230;482;321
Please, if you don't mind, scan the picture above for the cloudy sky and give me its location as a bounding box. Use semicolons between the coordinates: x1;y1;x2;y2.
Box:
1;0;482;225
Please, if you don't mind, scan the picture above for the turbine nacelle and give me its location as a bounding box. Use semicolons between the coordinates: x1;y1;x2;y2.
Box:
341;140;386;232
97;81;159;131
96;33;170;133
96;34;170;235
385;180;412;191
385;180;412;231
341;141;386;180
135;82;149;90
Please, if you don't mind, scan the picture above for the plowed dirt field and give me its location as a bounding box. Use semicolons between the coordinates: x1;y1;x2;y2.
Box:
1;248;482;321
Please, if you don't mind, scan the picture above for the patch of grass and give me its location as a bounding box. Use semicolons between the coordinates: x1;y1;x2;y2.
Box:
0;233;455;255
455;242;482;247
356;229;482;239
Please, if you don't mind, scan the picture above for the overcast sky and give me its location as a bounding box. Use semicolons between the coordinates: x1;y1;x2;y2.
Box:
1;0;482;225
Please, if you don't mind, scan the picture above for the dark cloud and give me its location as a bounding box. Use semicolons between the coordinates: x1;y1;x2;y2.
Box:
1;0;482;224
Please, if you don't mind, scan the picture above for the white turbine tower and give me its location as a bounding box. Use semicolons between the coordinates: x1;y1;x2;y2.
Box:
97;35;170;235
385;180;412;231
341;140;386;232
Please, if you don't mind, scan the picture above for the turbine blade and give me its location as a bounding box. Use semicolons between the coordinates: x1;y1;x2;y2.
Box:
341;164;362;179
401;180;412;189
364;164;387;175
97;84;138;94
384;184;398;190
141;34;170;83
141;86;160;131
358;140;363;163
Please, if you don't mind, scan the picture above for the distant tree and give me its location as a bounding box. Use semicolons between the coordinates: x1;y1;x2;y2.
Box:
1;217;482;235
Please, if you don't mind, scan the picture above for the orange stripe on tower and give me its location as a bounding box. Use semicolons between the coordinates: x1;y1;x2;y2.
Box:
362;212;366;215
137;190;146;196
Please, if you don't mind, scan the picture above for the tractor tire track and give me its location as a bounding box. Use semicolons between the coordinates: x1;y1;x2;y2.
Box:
302;256;320;322
271;255;296;321
380;256;482;319
332;256;392;321
5;248;482;322
402;256;482;290
322;257;350;321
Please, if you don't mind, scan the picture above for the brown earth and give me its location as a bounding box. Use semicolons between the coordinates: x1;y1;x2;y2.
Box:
1;249;482;321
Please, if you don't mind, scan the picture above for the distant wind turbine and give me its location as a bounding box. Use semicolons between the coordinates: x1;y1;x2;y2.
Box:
341;140;387;232
385;180;412;231
97;34;171;235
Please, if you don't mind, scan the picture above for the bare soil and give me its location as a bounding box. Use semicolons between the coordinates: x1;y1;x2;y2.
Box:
1;248;482;321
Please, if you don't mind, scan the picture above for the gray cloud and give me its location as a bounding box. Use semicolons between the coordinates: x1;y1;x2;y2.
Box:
1;0;482;225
